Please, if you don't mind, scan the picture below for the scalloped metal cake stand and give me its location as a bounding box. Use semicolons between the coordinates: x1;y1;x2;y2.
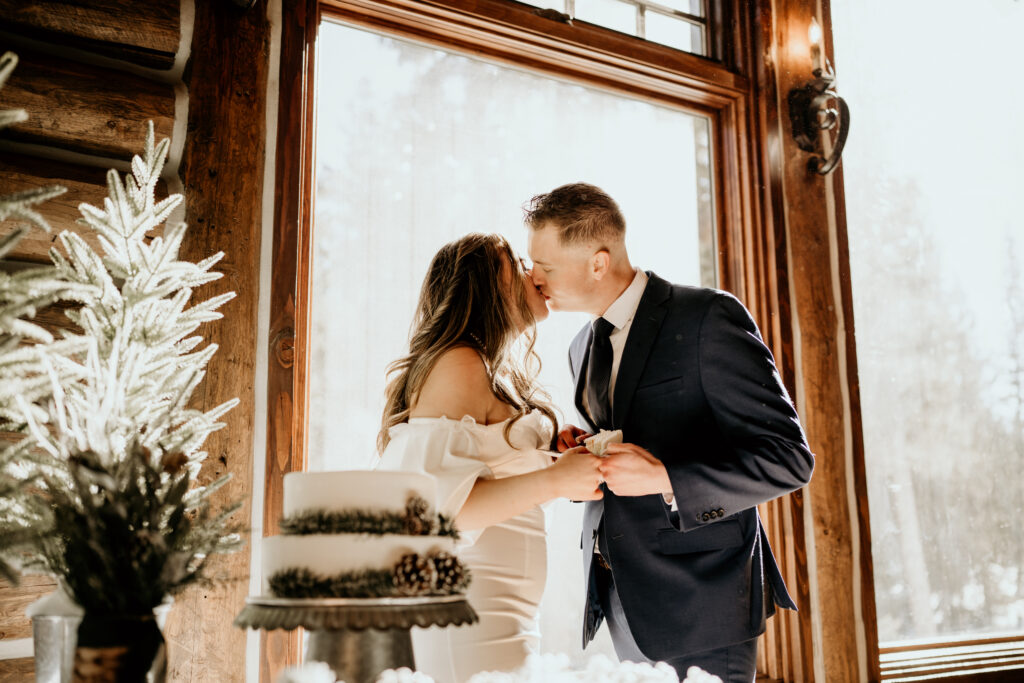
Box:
234;596;477;683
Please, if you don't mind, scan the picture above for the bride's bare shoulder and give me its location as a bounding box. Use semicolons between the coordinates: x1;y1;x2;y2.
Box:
409;346;490;422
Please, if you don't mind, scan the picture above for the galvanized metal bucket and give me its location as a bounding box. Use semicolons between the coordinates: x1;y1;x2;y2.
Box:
31;614;81;683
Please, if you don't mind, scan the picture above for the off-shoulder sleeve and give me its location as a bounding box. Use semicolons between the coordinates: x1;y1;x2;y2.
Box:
377;416;493;519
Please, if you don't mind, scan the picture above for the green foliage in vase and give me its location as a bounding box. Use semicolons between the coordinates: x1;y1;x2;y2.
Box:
35;444;242;615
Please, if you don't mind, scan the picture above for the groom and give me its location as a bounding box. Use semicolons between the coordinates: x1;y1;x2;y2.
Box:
524;183;814;682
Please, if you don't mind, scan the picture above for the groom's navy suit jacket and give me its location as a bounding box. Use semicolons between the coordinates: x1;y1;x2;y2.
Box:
571;273;814;660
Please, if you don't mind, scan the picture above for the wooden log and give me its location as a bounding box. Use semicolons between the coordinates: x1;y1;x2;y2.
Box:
0;575;57;641
0;0;180;69
0;262;83;336
0;658;34;681
760;0;879;680
160;1;269;681
749;2;817;679
0;49;175;160
0;153;108;263
0;153;170;264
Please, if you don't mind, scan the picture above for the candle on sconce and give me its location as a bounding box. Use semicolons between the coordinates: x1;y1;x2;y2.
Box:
808;17;824;73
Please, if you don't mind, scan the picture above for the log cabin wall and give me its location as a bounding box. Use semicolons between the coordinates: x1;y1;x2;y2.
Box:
0;1;273;680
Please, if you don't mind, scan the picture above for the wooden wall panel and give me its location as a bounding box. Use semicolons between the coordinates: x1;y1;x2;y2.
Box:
161;1;269;681
0;0;180;69
0;576;57;641
0;49;175;160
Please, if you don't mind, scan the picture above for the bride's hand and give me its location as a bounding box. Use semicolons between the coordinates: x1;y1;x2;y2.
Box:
548;446;604;501
555;424;590;453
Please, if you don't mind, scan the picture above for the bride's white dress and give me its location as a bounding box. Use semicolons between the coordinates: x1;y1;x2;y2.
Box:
378;411;553;683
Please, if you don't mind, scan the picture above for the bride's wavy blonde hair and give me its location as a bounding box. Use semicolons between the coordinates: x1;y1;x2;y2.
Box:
378;233;558;452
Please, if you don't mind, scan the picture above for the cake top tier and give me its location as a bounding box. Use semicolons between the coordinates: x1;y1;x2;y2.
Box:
282;470;437;517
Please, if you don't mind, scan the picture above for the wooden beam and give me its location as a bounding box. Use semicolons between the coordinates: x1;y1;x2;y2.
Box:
0;48;175;160
749;2;815;680
0;575;57;641
261;0;319;679
759;0;880;680
0;0;180;69
819;3;880;679
159;1;269;681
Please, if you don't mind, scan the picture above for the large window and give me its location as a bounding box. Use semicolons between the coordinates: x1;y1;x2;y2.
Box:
264;0;802;678
307;17;715;663
832;0;1024;675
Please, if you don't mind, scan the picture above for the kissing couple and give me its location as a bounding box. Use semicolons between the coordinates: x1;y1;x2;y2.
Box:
377;183;815;683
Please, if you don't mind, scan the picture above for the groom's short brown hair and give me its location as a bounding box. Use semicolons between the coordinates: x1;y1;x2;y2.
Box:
524;183;626;246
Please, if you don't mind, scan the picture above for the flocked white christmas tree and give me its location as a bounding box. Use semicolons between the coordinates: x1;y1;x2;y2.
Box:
18;122;238;472
0;85;243;607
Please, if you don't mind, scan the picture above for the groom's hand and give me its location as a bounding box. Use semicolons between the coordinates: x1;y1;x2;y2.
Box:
599;443;673;497
556;424;590;453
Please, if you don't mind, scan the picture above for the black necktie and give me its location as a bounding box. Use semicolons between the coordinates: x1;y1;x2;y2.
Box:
586;317;615;429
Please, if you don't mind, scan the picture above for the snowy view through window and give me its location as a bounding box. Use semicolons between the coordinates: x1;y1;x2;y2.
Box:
833;0;1024;645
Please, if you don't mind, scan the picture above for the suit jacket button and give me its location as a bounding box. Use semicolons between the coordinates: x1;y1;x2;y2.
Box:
717;508;725;516
701;512;710;521
709;510;718;519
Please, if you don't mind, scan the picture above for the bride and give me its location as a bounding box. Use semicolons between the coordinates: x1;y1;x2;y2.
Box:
377;233;603;683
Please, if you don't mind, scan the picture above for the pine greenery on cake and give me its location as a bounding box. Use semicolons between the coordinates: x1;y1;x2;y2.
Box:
267;494;470;599
280;496;458;538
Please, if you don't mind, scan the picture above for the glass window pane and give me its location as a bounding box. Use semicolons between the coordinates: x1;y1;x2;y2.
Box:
513;0;566;11
650;0;704;17
573;0;637;37
645;10;699;53
311;19;715;664
833;0;1024;645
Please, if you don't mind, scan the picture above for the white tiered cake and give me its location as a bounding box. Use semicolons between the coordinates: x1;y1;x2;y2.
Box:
262;471;468;599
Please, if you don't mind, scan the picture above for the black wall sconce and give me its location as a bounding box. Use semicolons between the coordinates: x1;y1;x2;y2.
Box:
787;18;850;175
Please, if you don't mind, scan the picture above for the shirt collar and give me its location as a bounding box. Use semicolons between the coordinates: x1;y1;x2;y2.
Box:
600;268;648;331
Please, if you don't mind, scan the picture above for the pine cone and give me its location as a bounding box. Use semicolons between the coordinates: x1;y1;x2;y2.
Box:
402;496;431;535
393;553;435;595
431;551;469;593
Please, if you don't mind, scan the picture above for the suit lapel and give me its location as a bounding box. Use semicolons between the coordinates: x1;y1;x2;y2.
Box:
571;326;596;433
612;273;671;428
